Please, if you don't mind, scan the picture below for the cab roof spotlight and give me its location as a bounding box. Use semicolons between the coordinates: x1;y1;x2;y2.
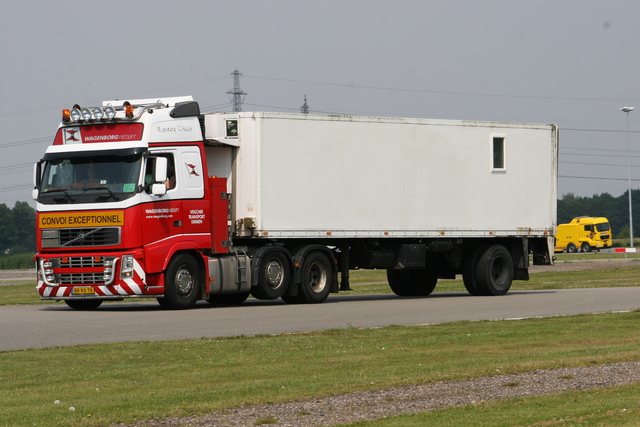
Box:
93;107;104;121
104;105;116;120
70;108;82;122
123;101;134;119
81;107;92;121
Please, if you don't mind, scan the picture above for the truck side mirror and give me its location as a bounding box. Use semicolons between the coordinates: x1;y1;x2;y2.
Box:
32;161;42;200
154;156;168;183
151;183;167;196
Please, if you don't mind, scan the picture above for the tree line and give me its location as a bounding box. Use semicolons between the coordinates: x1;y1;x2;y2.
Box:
557;190;639;240
0;202;36;254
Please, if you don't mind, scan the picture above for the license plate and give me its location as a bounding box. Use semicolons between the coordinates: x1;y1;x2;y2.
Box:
73;287;95;295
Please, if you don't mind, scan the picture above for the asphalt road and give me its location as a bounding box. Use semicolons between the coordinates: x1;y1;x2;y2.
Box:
2;287;640;352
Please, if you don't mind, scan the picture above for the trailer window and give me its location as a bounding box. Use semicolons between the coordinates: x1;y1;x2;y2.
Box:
492;136;505;171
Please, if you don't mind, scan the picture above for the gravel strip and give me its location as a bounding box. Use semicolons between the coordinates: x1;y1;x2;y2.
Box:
119;361;640;427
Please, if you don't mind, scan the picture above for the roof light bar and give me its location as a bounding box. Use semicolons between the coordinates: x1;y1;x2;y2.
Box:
60;100;166;124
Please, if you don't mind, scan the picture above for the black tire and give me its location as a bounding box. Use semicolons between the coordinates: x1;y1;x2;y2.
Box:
475;245;514;296
251;250;291;300
566;242;578;253
387;268;438;296
207;291;250;306
581;242;592;253
158;253;200;309
297;252;333;303
65;299;102;310
462;247;482;296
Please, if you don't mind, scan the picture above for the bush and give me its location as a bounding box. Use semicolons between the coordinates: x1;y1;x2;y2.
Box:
0;253;35;270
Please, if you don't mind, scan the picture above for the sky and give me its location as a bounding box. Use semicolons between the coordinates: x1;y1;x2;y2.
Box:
1;0;639;208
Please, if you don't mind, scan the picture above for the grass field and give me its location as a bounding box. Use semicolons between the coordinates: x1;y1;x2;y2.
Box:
1;254;639;426
1;312;639;426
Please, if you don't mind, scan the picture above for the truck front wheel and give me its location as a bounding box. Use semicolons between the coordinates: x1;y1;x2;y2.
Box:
387;267;438;296
474;245;513;296
581;242;592;253
159;254;200;310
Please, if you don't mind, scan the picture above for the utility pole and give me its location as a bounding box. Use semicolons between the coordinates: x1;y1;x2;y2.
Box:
621;106;635;246
301;95;309;114
227;69;247;112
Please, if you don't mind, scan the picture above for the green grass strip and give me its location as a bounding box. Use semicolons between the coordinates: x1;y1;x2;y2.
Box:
1;312;639;426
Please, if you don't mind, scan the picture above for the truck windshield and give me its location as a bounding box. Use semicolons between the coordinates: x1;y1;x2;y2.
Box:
596;223;610;232
38;153;143;205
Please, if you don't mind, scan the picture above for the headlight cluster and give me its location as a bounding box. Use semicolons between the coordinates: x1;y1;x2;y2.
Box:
63;104;117;123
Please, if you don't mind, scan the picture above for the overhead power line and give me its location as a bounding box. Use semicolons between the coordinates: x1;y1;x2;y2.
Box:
243;74;640;104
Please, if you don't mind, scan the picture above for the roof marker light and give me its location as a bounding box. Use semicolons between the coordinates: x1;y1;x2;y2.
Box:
124;101;134;119
62;109;71;122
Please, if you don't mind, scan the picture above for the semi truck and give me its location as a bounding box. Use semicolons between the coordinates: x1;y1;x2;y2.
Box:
33;96;558;310
554;216;612;253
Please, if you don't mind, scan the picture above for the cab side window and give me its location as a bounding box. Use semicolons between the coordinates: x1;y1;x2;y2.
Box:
144;154;176;193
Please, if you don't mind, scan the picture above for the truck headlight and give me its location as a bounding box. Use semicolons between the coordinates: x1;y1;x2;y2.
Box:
120;255;134;279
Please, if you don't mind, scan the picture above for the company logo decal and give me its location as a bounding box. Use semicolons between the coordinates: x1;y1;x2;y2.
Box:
186;163;200;177
65;127;81;144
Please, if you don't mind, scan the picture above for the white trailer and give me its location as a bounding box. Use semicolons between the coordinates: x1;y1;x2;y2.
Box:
203;112;557;301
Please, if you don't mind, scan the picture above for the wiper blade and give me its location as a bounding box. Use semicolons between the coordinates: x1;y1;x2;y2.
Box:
84;186;120;201
43;189;74;203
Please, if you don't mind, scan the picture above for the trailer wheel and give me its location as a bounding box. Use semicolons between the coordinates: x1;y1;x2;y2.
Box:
297;252;333;303
566;243;578;253
581;242;592;253
462;248;482;296
207;291;250;306
159;253;200;310
251;250;291;300
65;300;103;310
474;245;513;296
386;267;438;296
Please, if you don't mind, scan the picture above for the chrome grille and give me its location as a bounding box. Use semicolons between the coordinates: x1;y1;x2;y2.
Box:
59;273;105;284
56;256;108;268
54;227;120;247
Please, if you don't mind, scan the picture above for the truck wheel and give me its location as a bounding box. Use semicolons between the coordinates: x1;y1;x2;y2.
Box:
65;300;103;310
581;242;592;253
474;245;513;296
387;268;438;296
207;291;250;305
159;254;200;309
251;250;290;300
566;243;577;253
462;248;481;296
297;252;333;303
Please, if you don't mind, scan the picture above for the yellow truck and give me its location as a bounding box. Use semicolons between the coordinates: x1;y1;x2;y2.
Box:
554;217;612;253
